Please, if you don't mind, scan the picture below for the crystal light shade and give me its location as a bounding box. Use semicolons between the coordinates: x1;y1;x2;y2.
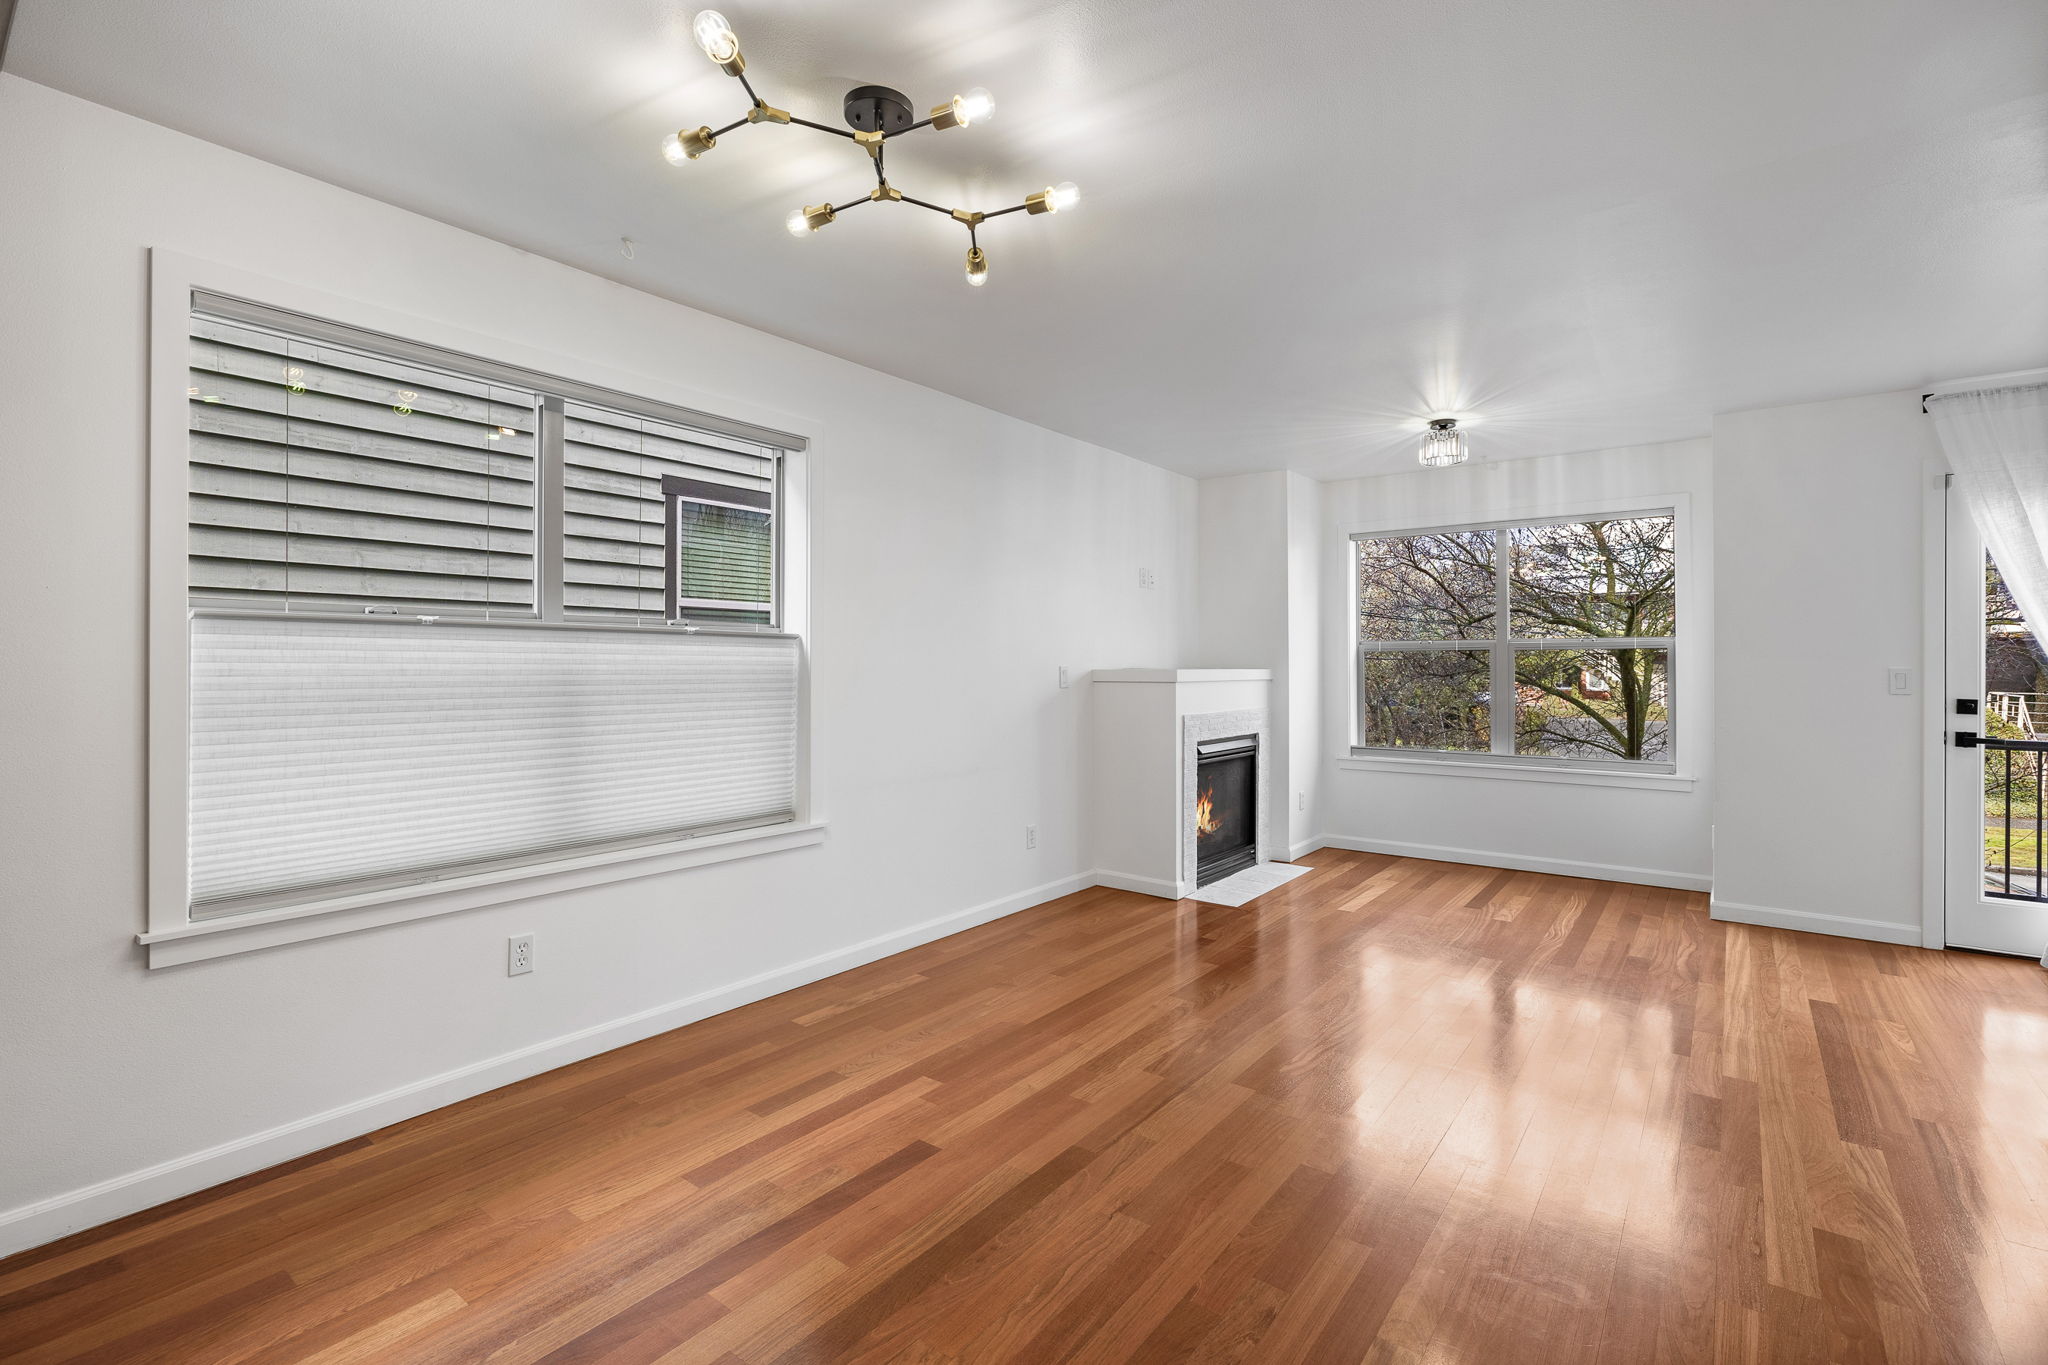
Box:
1419;418;1468;468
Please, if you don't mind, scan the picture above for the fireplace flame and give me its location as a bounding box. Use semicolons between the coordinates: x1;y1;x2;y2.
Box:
1195;785;1220;838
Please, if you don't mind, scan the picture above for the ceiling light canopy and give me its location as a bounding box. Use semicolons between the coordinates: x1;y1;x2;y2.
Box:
1419;418;1469;468
662;10;1078;288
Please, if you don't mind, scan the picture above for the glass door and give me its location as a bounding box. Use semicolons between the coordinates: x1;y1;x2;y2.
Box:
1944;489;2048;956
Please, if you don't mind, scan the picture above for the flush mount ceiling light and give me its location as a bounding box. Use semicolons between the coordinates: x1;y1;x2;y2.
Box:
662;10;1079;288
1418;418;1469;468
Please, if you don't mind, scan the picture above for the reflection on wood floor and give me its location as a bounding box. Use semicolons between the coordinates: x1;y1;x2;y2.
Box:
3;849;2046;1363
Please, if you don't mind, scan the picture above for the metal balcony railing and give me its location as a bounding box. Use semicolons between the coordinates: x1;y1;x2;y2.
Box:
1983;734;2048;902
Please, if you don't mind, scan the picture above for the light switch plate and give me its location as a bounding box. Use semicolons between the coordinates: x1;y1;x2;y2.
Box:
1886;667;1913;696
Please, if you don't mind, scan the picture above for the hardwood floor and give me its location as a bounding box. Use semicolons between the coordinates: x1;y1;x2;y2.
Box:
4;850;2048;1363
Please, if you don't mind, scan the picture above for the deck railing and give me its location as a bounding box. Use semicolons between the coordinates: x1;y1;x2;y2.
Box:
1983;734;2048;902
1987;691;2048;737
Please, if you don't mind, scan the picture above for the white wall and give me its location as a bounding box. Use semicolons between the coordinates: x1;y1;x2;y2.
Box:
0;77;1198;1252
1193;473;1291;855
1711;390;1941;943
1314;441;1716;889
1191;471;1327;857
1284;473;1324;853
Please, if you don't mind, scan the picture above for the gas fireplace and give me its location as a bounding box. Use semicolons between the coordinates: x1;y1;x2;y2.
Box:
1194;735;1258;886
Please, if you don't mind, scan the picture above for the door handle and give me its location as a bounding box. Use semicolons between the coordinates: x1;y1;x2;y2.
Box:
1955;730;1981;748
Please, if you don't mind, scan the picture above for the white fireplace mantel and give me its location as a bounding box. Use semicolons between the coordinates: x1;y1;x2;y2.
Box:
1090;669;1273;900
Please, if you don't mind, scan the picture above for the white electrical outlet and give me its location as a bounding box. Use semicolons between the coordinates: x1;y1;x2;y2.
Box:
1058;665;1071;689
1025;824;1038;850
1138;568;1156;590
507;934;534;976
1297;791;1306;811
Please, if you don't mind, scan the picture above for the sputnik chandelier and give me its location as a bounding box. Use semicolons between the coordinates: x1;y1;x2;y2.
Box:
661;10;1079;287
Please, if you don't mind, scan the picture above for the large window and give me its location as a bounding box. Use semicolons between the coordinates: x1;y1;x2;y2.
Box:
1353;512;1677;769
180;294;807;919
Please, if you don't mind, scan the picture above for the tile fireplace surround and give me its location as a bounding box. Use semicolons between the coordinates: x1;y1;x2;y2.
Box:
1091;670;1273;900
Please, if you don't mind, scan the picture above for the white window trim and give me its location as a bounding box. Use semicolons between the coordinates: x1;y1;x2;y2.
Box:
1337;491;1697;787
1334;754;1696;791
145;250;824;967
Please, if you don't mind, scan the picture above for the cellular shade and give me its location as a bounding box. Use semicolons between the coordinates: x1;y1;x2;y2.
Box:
188;614;800;912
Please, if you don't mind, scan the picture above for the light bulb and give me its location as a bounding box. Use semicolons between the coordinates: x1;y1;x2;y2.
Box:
955;87;994;125
965;245;989;286
1047;181;1080;212
662;127;715;164
692;10;739;63
787;203;835;236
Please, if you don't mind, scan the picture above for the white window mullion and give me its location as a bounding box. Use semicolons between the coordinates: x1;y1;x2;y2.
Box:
537;395;565;623
1491;531;1514;755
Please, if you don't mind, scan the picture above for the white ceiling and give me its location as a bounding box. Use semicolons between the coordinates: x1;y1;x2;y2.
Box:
9;0;2047;478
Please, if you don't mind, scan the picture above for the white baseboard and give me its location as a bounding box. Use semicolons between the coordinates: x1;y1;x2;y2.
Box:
0;869;1096;1262
1708;898;1925;946
1314;833;1711;893
1287;837;1327;861
1089;869;1186;900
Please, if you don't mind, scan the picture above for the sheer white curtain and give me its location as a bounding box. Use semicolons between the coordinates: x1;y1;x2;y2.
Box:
1929;379;2048;637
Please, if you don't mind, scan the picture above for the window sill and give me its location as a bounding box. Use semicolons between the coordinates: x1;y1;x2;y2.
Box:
139;821;828;968
1336;754;1696;792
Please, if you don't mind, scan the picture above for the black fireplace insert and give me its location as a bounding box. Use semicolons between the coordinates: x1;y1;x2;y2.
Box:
1194;735;1257;886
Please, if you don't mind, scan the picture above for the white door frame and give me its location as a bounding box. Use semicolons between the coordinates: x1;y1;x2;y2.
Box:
1932;466;2048;956
1919;462;1947;949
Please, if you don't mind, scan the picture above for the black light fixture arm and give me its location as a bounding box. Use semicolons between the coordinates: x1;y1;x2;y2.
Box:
664;9;1079;286
786;115;858;142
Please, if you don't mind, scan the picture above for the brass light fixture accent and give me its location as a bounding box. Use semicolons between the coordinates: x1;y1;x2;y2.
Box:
661;126;717;163
784;203;837;237
663;10;1079;287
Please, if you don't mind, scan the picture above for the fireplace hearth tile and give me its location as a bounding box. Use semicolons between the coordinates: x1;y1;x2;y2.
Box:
1188;861;1311;908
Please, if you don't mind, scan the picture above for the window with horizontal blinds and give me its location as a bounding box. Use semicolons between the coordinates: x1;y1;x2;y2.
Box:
178;295;808;920
564;401;776;624
187;615;801;913
664;475;774;623
189;313;539;613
